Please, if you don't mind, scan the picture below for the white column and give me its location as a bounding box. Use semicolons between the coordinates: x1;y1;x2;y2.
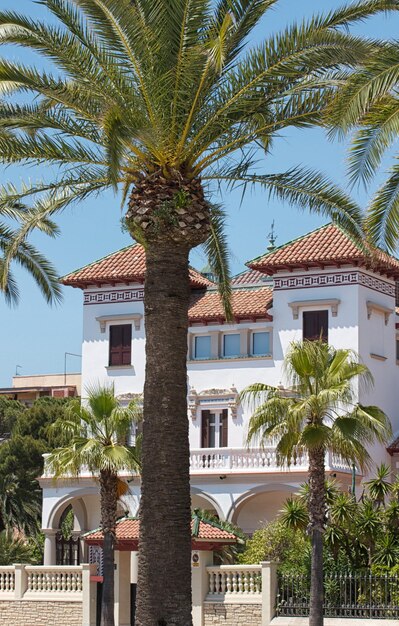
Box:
261;561;278;626
82;563;97;626
131;551;138;584
43;529;57;565
14;564;27;599
114;551;131;626
191;550;213;626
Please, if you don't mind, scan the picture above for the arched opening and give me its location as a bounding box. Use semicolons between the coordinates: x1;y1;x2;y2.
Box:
191;490;224;520
230;489;294;535
56;505;81;565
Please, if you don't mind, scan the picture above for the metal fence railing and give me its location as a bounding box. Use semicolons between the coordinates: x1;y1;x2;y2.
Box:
277;572;399;619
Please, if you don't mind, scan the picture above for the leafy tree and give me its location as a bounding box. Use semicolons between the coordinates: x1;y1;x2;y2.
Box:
46;385;141;626
242;339;391;626
0;530;37;565
0;397;24;437
328;40;399;252
0;2;398;623
239;519;309;574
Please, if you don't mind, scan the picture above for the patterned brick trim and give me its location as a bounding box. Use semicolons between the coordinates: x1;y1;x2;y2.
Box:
274;270;395;298
84;288;144;305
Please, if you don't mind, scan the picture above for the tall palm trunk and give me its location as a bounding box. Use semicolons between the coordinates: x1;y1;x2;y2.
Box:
308;447;325;626
136;241;193;626
99;469;118;626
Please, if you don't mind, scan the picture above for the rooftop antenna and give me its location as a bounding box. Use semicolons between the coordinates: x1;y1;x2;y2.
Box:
267;220;277;251
15;365;22;376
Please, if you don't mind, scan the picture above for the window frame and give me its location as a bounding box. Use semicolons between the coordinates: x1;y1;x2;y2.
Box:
251;330;271;357
302;310;329;342
193;335;212;360
222;332;241;359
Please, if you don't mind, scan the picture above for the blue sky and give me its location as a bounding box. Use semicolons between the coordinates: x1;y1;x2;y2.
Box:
1;0;399;386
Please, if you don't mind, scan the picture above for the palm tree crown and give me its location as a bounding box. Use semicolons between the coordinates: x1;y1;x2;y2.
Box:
243;340;391;470
0;1;397;291
328;39;399;252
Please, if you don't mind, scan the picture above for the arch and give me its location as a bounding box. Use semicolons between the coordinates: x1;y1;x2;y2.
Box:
190;487;224;520
47;487;98;530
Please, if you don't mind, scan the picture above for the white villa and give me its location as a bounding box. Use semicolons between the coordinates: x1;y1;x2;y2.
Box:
39;223;399;567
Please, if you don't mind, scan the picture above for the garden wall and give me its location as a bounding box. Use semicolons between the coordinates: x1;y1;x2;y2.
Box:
204;602;262;625
0;600;82;626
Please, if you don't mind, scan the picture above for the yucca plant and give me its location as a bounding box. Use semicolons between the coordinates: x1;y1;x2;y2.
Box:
46;385;141;626
242;340;391;626
0;2;398;624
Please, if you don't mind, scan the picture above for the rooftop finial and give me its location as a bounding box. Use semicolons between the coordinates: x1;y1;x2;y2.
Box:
267;220;277;251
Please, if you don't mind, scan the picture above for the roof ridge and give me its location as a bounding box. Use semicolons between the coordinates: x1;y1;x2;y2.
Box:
61;242;140;281
246;223;332;267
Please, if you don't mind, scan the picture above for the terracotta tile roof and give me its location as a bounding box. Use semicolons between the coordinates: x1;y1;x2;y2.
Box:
84;516;237;545
387;435;399;455
61;244;212;289
189;287;273;323
231;268;272;287
248;224;399;278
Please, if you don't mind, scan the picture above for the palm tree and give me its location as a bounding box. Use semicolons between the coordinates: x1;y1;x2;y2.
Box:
0;530;37;565
328;40;399;252
365;462;393;506
46;385;141;626
0;472;41;537
0;2;397;623
242;339;392;626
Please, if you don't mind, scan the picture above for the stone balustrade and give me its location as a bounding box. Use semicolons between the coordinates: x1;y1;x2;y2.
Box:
0;568;15;596
207;565;262;601
25;566;83;595
190;447;308;473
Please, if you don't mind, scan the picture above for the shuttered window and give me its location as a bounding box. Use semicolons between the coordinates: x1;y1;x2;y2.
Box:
109;324;132;366
201;409;228;448
303;310;328;342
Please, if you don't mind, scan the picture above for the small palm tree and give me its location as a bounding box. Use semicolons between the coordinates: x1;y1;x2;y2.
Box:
242;339;391;626
365;463;392;506
0;530;37;565
46;385;141;626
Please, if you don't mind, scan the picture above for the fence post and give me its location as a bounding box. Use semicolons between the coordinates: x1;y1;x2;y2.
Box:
82;564;97;626
14;564;27;600
261;561;278;626
191;550;213;626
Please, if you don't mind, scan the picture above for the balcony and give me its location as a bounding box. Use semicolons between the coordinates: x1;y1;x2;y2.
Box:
189;447;354;475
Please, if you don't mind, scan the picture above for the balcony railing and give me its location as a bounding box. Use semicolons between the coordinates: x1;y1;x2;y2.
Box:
42;448;353;479
190;448;354;474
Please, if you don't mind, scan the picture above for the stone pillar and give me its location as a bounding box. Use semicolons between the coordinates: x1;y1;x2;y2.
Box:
240;328;250;357
43;529;57;565
261;561;278;626
82;563;97;626
191;550;213;626
14;564;27;599
114;551;131;626
131;551;138;584
209;331;220;359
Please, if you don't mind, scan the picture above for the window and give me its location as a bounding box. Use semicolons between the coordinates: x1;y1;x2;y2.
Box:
201;409;228;448
303;310;328;342
109;324;132;366
252;331;270;356
223;333;240;358
194;335;211;360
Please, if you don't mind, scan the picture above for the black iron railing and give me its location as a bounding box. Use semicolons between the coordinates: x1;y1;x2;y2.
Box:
277;572;399;619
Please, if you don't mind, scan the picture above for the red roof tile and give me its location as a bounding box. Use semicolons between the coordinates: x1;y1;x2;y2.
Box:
61;244;212;289
84;516;238;547
231;268;271;287
248;224;399;278
188;287;273;323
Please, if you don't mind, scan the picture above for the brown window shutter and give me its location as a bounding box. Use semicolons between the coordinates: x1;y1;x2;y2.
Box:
221;409;228;448
109;324;132;366
201;410;210;448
